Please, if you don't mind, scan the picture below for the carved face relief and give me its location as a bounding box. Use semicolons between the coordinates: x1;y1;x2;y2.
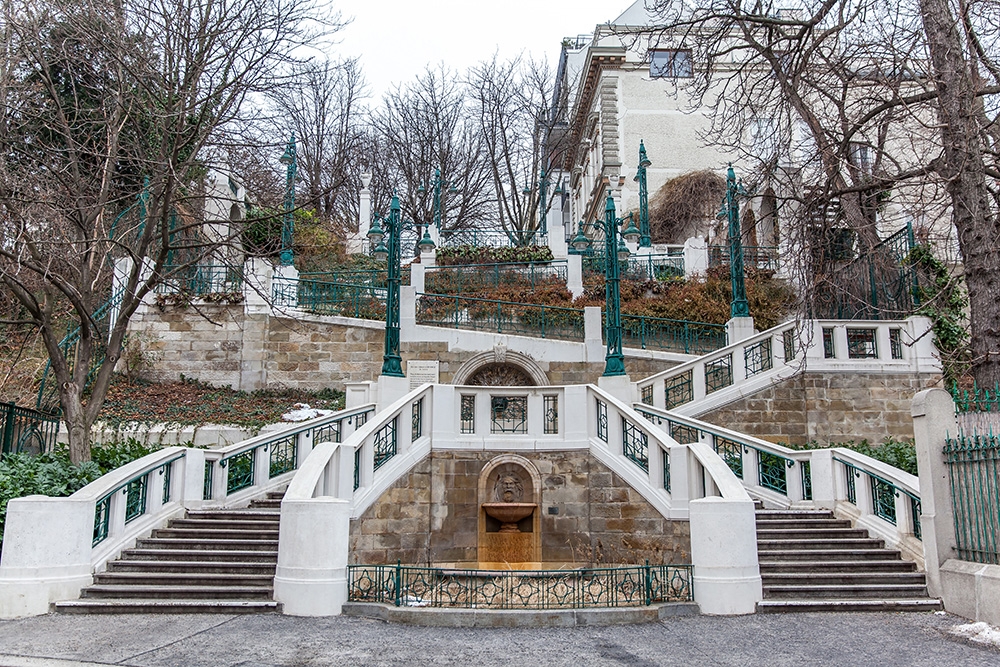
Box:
493;474;524;503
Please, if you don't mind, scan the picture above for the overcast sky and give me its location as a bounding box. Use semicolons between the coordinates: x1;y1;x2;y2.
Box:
334;1;619;101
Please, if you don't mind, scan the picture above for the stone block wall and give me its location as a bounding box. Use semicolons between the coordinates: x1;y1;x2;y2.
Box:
699;371;940;446
349;450;691;568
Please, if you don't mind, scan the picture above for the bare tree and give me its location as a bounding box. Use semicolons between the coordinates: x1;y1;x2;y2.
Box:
0;0;333;463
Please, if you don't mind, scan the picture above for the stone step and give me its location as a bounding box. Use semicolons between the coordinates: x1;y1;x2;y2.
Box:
107;560;277;575
94;572;275;587
763;583;930;600
755;519;853;530
757;548;902;562
758;560;916;573
756;528;870;540
151;527;280;540
134;537;278;551
757;598;943;613
168;518;281;531
756;510;835;520
184;510;280;521
80;584;274;600
761;572;927;587
248;499;282;509
265;491;286;499
756;538;885;551
53;599;281;614
121;548;278;563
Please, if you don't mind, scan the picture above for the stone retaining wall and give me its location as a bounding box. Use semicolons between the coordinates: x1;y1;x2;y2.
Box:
349;450;691;568
699;371;939;446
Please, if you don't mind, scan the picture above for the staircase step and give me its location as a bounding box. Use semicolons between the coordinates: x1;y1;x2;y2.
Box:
107;560;277;574
80;584;274;600
151;527;280;540
121;548;278;563
248;499;282;509
135;538;278;551
266;491;286;499
94;572;275;587
756;538;885;550
761;572;927;586
755;519;853;530
756;528;870;540
756;510;834;520
53;599;281;614
757;548;902;562
763;583;929;600
168;518;281;531
757;599;942;613
759;560;916;573
185;510;280;521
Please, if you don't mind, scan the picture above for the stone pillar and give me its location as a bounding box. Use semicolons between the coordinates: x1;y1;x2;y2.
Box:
410;263;425;295
400;286;417;336
726;316;756;345
689;496;762;614
583;306;604;363
243;257;273;311
566;254;584;298
346;174;371;255
345;382;376;409
683;236;708;280
273;497;352;615
0;497;94;618
597;373;634;405
912;388;958;597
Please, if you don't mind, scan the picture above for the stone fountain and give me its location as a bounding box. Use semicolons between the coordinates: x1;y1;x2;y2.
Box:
478;456;541;568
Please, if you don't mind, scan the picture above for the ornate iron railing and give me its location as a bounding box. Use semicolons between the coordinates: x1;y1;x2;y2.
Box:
951;383;1000;414
153;264;244;295
92;453;185;546
298;267;411;288
347;563;693;609
708;245;779;272
438;228;543;248
581;252;685;285
836;457;921;537
416;293;585;341
620;314;727;355
944;432;1000;564
273;277;387;320
0;402;61;456
425;261;567;295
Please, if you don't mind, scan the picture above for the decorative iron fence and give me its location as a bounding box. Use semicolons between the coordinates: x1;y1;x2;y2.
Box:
153;264;244;295
425;261;567;295
944;432;1000;564
298;267;410;288
416;293;585;341
348;563;693;609
0;402;61;456
272;278;387;320
951;383;1000;414
836;457;921;539
708;245;779;272
438;228;543;248
620;314;727;355
582;253;685;285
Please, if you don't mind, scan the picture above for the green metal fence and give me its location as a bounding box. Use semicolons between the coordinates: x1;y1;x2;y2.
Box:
425;261;567;295
439;228;543;248
153;264;244;295
348;563;693;609
813;224;919;320
273;277;387;320
582;253;685;285
708;245;779;272
298;267;410;288
944;432;1000;564
621;314;727;355
951;383;1000;414
0;402;61;456
37;290;125;415
416;293;585;341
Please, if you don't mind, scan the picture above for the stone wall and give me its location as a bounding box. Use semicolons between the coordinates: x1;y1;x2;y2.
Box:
698;371;940;446
349;450;691;568
132;304;679;391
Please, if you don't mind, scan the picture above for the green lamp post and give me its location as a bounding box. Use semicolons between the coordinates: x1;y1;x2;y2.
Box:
719;164;751;318
368;194;405;377
524;169;556;236
418;169;457;232
634;141;652;247
570;195;641;376
279;134;297;266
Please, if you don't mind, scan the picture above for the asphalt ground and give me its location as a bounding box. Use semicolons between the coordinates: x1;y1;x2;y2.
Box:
0;610;994;666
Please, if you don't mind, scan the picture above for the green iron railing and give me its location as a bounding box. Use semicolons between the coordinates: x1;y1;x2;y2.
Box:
37;289;125;415
298;267;410;288
273;277;387;320
348;563;693;609
0;402;61;456
153;264;244;295
951;383;1000;414
620;314;727;355
416;293;585;341
92;454;185;546
944;432;1000;564
836;457;921;539
708;245;779;272
425;261;567;295
439;228;543;248
582;252;685;285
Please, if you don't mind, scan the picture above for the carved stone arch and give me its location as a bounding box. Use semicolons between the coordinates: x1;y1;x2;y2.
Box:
452;349;549;386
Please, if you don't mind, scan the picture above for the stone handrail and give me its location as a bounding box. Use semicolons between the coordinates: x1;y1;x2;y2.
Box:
635;317;938;417
634;403;923;565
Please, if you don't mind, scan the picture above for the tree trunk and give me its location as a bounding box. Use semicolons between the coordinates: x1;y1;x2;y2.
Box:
61;387;93;465
919;0;1000;388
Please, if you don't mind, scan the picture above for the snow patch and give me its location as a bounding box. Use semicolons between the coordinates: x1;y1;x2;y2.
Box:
282;403;334;422
953;621;1000;648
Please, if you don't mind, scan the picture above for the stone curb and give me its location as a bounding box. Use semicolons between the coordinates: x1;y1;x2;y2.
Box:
341;601;699;627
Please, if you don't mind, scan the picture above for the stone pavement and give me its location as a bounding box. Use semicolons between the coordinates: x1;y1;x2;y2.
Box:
0;610;994;666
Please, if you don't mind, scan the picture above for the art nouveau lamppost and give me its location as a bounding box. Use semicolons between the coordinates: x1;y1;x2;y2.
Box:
368;194;405;377
718;164;751;318
279;134;297;266
418;169;457;232
634;141;652;248
570;194;641;376
524;169;563;237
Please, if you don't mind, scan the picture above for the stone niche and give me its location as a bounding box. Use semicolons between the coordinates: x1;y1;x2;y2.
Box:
477;455;541;569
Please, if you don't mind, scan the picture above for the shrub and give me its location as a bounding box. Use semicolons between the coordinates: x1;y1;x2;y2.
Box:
785;437;917;476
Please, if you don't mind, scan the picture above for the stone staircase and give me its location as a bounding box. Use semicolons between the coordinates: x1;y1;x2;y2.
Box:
54;490;285;614
754;508;942;612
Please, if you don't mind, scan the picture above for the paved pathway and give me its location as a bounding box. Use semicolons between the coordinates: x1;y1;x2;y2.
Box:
0;611;994;666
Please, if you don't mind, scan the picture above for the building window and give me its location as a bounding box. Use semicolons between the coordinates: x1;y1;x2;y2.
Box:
650;50;693;78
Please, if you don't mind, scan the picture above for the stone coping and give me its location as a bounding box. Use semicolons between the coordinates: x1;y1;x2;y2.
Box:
341;601;699;627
